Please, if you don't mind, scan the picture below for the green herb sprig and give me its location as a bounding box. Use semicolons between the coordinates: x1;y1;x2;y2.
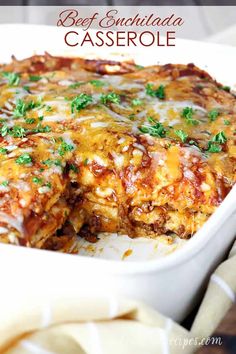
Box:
207;131;227;153
208;109;219;122
145;84;165;99
181;107;199;126
16;153;32;165
139;117;166;138
174;129;188;143
71;94;93;113
100;92;120;105
58;141;74;156
2;72;20;86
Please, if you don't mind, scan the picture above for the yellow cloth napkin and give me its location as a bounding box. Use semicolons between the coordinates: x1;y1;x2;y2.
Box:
1;241;235;354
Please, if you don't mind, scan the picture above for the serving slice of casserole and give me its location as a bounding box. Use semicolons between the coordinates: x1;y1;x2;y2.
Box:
0;54;235;251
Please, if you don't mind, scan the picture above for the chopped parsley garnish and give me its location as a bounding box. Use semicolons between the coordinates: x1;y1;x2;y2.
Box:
29;75;42;82
38;116;44;121
43;159;54;167
222;86;231;92
139;117;166;138
145;83;165;99
174;129;188;143
207;143;222;153
89;80;105;87
0;125;8;137
16;153;32;165
207;131;227;153
84;158;89;166
45;105;53;112
208;109;219;122
71;93;93;113
189;140;199;147
32;177;43;184
212;131;227;144
0;147;7;154
2;72;20;86
69;82;84;89
23;86;30;93
100;92;120;105
0;123;50;138
32;124;51;133
43;159;62;168
0;125;27;138
58;141;74;156
25;118;36;124
13;99;41;118
181;107;199;125
45;182;52;189
0;181;9;187
224;119;230;126
131;98;142;106
54;159;62;166
68;164;78;173
11;126;27;138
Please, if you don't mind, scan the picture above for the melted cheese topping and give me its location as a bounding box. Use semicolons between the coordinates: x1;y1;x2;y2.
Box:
0;56;234;249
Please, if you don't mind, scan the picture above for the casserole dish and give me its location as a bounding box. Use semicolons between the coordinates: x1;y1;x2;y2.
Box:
0;24;235;322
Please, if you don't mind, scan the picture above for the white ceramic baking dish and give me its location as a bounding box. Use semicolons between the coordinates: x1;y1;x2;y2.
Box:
0;24;235;322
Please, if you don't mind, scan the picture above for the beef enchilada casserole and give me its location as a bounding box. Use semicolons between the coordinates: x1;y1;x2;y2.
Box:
0;54;235;252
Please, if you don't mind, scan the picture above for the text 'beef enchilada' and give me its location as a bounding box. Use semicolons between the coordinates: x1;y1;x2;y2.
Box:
0;54;235;252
